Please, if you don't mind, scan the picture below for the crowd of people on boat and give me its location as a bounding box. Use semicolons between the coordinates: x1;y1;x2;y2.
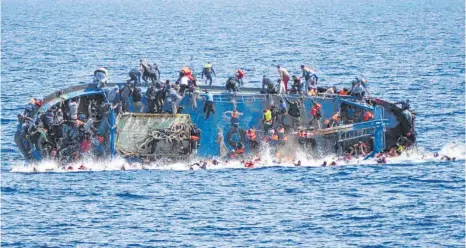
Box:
17;59;417;169
16;95;114;164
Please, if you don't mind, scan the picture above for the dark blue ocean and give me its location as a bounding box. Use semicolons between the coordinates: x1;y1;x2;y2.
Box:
2;0;465;246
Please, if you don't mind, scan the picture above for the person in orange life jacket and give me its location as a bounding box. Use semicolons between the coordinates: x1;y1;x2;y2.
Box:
246;129;259;149
235;142;245;154
338;88;350;96
297;128;307;145
309;98;322;128
363;111;374;121
244;160;254;168
277;65;290;93
223;108;243;126
236;69;245;87
264;129;279;146
325;112;340;128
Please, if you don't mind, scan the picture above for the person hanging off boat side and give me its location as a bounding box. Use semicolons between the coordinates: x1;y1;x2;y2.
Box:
202;89;215;120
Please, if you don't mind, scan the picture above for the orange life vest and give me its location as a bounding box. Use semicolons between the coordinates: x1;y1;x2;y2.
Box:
181;67;192;76
190;136;200;141
311;104;322;117
237;69;245;78
363;111;374;121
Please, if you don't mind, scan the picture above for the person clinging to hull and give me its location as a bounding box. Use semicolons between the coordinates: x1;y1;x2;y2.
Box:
202;89;215;120
201;62;216;86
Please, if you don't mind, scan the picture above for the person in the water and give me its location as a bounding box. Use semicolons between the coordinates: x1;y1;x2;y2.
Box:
201;62;216;86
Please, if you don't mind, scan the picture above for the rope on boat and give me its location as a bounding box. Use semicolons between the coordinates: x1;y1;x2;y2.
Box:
137;122;191;151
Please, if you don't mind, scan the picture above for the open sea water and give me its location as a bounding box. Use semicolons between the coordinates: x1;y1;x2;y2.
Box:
1;0;465;246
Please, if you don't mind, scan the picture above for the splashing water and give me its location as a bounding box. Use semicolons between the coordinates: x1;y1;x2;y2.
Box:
9;142;465;173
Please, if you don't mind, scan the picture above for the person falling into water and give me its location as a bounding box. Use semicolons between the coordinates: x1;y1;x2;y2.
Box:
201;62;217;86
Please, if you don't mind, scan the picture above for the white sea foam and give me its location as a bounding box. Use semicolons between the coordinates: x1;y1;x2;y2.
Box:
9;142;465;173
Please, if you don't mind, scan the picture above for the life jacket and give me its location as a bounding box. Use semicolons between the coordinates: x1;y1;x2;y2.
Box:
237;70;245;79
263;110;272;122
397;145;405;153
190;136;200;141
271;134;279;141
245;161;254;168
339;90;348;96
298;130;306;138
236;147;245;154
204;64;212;73
246;130;256;141
363;111;374;121
309;88;317;96
181;67;192;76
310;104;322;117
